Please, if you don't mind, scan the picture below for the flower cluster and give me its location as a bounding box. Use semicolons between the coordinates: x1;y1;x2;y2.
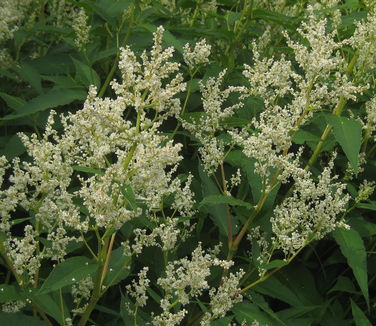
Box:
112;26;185;117
350;8;376;80
201;270;245;325
72;8;91;51
182;70;245;173
71;276;94;315
126;267;150;307
153;243;242;325
0;0;35;67
183;39;212;70
0;27;195;292
271;156;350;257
229;12;364;182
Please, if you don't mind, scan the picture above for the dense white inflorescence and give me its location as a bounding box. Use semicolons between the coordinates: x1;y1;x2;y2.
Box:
183;39;212;70
153;243;242;325
72;8;91;51
182;69;246;174
271;155;350;257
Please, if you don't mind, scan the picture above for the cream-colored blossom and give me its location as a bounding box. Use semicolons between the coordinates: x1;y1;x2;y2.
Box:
157;243;233;305
233;11;365;183
356;180;376;203
112;26;186;117
71;276;94;315
201;270;244;325
183;39;211;69
182;70;246;173
72;8;91;51
271;156;350;257
2;300;26;313
126;267;150;307
350;8;376;80
5;225;40;284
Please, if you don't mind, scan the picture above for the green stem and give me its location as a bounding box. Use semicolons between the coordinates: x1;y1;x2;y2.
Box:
77;234;112;326
240;247;303;294
220;164;233;249
170;73;196;140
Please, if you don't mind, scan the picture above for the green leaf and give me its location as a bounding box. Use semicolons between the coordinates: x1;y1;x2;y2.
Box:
349;215;376;237
0;92;26;112
90;47;118;63
225;150;263;203
71;57;101;88
198;162;230;236
41;75;78;89
199;194;253;210
102;227;117;240
163;29;184;55
13;63;42;94
0;312;46;325
1;135;25;160
72;165;105;175
328;276;357;294
262;259;289;271
212;316;234;325
276;306;321;323
10;217;32;226
253;264;323;307
332;228;369;308
251;291;289;326
103;247;131;287
233;301;286;326
92;0;131;23
33;293;68;325
0;284;25;303
30;53;73;75
1;89;87;120
351;299;372;326
120;184;137;211
355;201;376;211
292;129;320;145
253;9;295;27
95;304;120;316
38;256;97;295
325;115;362;173
221;116;250;128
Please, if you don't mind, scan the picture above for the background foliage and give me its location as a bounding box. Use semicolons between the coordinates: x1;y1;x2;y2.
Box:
0;0;375;325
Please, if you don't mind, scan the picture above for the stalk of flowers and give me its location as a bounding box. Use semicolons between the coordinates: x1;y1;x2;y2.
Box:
239;11;376;297
0;26;198;323
177;9;370;301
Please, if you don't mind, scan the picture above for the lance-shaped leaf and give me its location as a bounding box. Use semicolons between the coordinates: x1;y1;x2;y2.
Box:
38;256;97;295
325;115;362;173
332;228;369;309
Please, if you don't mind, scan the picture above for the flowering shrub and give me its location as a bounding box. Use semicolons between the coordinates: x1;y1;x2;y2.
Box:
0;0;375;325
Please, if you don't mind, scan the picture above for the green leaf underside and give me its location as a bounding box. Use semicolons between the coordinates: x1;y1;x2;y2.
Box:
1;89;87;120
